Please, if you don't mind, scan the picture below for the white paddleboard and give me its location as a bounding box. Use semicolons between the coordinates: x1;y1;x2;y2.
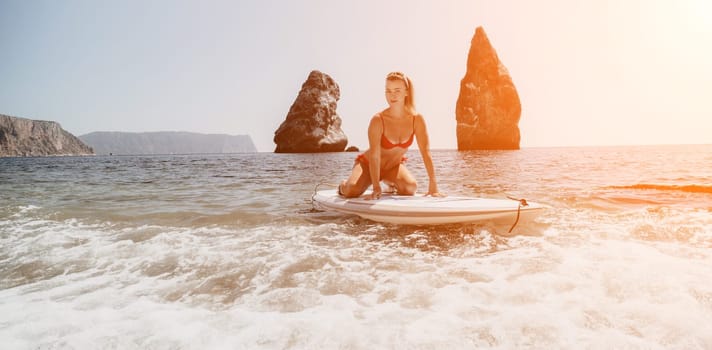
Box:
313;190;545;225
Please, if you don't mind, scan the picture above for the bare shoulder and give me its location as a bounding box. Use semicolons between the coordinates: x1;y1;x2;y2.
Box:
413;113;427;129
369;113;383;126
368;113;384;133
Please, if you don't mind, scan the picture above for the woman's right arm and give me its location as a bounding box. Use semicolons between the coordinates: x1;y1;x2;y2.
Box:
366;115;383;199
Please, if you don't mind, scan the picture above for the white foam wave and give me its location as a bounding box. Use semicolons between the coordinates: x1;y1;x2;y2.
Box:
2;212;712;348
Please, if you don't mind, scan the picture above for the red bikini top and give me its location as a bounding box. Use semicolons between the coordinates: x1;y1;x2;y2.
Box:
380;114;415;149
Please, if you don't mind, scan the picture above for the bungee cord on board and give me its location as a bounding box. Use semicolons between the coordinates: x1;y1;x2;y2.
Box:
506;196;530;233
310;180;338;212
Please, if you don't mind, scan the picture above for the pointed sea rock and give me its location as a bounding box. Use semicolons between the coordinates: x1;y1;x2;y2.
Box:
274;70;348;153
456;26;521;150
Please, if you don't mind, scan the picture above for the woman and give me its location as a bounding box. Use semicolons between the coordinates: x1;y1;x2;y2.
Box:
339;71;443;199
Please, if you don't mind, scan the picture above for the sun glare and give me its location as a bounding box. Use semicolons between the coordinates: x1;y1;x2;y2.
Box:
684;0;712;33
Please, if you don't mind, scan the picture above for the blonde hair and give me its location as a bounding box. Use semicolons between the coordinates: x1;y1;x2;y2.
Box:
386;71;416;115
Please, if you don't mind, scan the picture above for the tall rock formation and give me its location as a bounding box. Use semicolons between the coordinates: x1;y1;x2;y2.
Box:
274;70;348;153
456;26;521;150
0;114;94;157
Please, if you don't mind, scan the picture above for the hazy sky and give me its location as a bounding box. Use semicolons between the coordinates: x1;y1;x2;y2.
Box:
1;0;710;151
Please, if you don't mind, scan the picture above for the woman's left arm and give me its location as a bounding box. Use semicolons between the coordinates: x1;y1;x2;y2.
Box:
414;114;443;197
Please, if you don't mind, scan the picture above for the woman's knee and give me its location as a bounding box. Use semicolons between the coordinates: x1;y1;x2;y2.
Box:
398;181;417;195
340;180;366;198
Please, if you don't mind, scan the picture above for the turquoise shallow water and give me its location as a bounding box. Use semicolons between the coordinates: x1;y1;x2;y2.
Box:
1;145;711;348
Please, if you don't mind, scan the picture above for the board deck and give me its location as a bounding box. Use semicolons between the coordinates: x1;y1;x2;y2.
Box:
313;190;544;225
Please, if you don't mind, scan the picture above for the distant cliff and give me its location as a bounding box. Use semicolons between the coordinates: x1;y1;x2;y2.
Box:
0;114;94;157
79;131;257;155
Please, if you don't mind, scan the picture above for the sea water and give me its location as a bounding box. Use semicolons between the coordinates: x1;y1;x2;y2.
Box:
1;145;711;349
